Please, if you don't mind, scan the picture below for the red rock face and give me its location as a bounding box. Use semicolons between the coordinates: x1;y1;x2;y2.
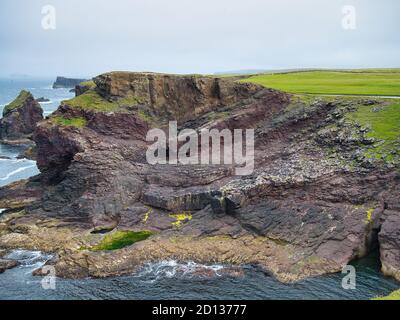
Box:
0;91;43;142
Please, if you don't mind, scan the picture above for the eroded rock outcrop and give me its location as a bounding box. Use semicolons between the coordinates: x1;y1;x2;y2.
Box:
0;90;43;143
0;72;399;282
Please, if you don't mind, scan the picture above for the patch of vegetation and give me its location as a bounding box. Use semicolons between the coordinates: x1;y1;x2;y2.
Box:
3;90;31;116
365;208;374;224
62;90;142;112
137;109;153;124
372;289;400;300
89;230;154;251
79;80;96;89
50;116;87;128
345;102;400;162
243;70;400;96
169;212;193;228
142;207;153;224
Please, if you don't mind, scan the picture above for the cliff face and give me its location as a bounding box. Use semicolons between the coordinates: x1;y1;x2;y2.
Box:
0;90;43;142
0;72;399;283
94;72;264;123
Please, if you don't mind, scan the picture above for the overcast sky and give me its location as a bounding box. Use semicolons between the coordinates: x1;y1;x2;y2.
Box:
0;0;399;78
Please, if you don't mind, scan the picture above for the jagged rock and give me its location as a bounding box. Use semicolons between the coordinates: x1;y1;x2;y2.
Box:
0;90;43;142
0;179;42;209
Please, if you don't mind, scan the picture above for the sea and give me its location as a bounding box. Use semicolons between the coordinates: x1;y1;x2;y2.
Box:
0;78;398;300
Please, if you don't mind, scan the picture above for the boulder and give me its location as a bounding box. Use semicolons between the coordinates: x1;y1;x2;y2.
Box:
0;259;18;273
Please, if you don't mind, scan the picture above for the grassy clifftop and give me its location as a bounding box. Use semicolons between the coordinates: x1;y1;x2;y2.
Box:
243;70;400;96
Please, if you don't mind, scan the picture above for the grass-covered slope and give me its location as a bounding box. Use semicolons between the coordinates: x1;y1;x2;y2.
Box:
62;90;142;112
345;102;400;162
50;116;88;128
243;70;400;96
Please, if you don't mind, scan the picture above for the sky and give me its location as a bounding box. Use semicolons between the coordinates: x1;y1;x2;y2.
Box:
0;0;399;78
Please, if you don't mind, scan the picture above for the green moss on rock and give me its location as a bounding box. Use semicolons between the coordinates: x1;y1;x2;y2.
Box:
89;230;154;251
78;80;96;89
137;109;153;123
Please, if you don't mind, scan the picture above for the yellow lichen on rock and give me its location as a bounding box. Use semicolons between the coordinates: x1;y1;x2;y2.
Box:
169;212;192;228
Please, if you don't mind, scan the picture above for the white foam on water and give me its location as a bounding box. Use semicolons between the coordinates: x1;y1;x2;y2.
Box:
38;101;53;105
0;164;36;181
135;260;226;283
4;250;53;269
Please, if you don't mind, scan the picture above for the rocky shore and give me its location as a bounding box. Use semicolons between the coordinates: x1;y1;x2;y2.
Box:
0;72;399;283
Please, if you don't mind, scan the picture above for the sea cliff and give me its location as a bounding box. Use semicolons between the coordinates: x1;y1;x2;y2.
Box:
0;72;399;283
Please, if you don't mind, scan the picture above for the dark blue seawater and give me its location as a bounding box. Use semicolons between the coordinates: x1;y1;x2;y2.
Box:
0;79;399;300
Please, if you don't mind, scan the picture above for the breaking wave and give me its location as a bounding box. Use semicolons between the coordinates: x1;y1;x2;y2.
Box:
134;260;242;283
4;250;53;269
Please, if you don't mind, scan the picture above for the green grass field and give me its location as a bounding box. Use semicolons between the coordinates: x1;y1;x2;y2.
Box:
243;70;400;96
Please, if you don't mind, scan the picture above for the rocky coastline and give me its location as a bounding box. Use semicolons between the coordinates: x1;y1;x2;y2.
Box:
0;72;399;283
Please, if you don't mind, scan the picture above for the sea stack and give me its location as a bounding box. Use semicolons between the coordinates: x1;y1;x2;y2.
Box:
0;90;44;143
